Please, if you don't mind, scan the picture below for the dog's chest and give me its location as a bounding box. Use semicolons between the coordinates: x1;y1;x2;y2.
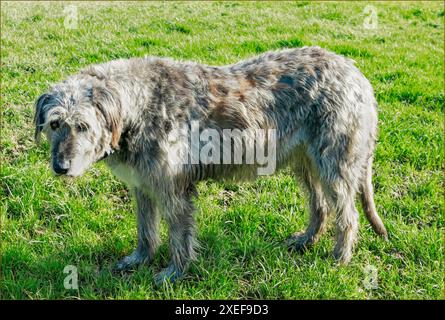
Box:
109;163;142;188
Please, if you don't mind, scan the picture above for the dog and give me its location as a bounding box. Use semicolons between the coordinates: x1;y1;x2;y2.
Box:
34;46;388;286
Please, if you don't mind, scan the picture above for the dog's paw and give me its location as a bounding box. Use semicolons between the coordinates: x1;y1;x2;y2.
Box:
286;232;313;252
332;244;353;265
153;264;184;287
114;251;150;272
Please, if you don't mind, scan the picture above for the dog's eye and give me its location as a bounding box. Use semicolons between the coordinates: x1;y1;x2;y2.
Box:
50;121;59;130
76;123;89;132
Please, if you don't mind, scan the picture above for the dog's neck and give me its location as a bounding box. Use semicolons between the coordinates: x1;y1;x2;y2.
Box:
112;80;142;133
106;69;166;160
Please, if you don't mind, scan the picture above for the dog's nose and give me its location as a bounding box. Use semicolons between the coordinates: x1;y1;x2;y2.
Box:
53;162;69;175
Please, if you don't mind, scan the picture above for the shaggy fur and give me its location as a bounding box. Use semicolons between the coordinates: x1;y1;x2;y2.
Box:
34;46;388;286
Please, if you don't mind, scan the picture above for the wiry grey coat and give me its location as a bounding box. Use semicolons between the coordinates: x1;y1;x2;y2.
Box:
34;46;387;286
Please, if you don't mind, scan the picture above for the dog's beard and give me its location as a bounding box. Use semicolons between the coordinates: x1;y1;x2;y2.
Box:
65;153;95;177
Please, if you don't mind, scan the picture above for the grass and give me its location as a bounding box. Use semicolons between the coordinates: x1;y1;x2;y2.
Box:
0;1;444;299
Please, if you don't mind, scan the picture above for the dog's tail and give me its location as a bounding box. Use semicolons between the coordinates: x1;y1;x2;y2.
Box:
359;156;388;240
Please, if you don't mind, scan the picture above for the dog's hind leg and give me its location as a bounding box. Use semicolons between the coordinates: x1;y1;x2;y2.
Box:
154;184;198;287
115;189;160;271
324;179;359;264
287;156;331;251
314;146;361;264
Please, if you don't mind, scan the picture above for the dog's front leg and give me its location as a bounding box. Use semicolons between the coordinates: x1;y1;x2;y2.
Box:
115;188;160;271
154;186;198;286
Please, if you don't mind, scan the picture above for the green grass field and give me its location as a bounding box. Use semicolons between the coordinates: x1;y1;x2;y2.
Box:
1;1;444;299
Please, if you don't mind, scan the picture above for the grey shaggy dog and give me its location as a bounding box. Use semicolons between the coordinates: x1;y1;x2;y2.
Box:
34;46;388;286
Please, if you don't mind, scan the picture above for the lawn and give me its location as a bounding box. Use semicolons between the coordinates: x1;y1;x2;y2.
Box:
0;1;443;299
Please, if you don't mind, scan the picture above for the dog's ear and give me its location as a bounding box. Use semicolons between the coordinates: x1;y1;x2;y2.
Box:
81;65;106;81
34;93;52;143
91;81;123;149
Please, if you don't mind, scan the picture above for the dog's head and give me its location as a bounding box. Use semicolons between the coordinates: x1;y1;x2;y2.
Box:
34;70;122;177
